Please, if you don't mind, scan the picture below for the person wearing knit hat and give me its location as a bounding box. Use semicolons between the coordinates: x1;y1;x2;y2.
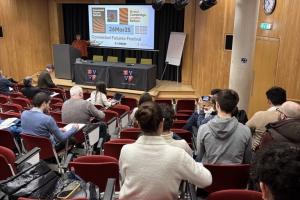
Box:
260;101;300;148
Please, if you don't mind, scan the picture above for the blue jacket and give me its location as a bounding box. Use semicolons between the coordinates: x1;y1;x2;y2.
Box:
21;108;77;145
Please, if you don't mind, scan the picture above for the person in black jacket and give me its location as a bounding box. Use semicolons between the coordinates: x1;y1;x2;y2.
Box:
37;64;56;89
0;70;14;95
21;76;41;99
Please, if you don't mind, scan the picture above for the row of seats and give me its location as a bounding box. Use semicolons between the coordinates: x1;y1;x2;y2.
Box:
92;55;153;65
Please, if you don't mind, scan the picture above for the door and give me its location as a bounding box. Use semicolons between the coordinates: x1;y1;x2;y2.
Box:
248;37;279;117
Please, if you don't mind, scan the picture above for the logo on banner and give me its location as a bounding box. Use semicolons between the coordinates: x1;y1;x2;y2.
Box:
123;69;134;83
87;69;97;81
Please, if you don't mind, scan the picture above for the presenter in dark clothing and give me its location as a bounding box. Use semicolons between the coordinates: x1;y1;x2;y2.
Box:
37;64;56;89
21;76;42;99
0;70;14;95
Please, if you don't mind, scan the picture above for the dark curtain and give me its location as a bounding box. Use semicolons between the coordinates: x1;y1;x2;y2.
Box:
62;4;184;81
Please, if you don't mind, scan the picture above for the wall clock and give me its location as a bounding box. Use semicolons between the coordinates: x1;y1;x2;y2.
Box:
264;0;276;15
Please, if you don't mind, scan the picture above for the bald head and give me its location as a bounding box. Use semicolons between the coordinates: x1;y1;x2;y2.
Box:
279;101;300;119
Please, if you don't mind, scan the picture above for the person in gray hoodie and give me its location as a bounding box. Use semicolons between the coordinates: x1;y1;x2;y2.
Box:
196;89;252;164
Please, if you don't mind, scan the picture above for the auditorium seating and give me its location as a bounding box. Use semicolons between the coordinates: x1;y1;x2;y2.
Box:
175;112;190;120
109;104;130;129
204;164;250;193
68;155;120;191
0;94;10;104
10;92;25;99
0;111;21;119
50;111;62;122
93;55;104;62
50;97;64;105
176;99;196;115
171;128;192;145
0;129;21;153
50;102;63;111
49;88;67;101
83;91;91;100
121;97;138;111
172;120;187;129
120;128;141;140
206;189;263;200
103;138;135;160
155;99;172;105
102;110;118;136
107;56;118;63
140;58;152;65
125;57;137;64
1;103;23;113
0;146;16;180
11;97;32;109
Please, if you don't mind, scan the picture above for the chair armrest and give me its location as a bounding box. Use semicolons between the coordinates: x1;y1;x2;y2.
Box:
103;178;116;200
62;153;74;170
15;147;40;166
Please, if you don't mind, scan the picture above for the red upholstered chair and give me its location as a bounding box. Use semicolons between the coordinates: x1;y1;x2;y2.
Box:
109;104;130;128
172;120;187;129
50;111;62;122
120;128;141;140
171;128;192;144
50;97;64;105
9;92;25;99
103;110;118;136
0;94;10;104
65;90;71;100
206;189;263;200
16;83;25;92
155;99;172;106
11;97;32;109
68;155;120;191
175;113;190;120
0;146;16;180
0;129;21;153
176;99;196;115
104;139;135;160
121;97;138;111
0;111;21;119
204;164;250;193
51;102;63;111
83;92;91;100
0;103;23;113
49;88;67;101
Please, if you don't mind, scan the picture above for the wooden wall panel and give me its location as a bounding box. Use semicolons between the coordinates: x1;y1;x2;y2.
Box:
191;0;235;96
0;0;51;81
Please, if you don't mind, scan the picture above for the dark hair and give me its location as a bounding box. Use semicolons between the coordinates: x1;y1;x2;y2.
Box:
46;64;54;70
211;88;222;95
266;87;286;106
23;77;32;87
252;142;300;200
138;92;152;105
135;101;163;134
216;89;239;114
32;92;51;107
159;104;175;131
96;81;107;95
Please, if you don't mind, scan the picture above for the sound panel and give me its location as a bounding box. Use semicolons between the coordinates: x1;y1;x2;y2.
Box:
0;26;3;38
225;34;233;50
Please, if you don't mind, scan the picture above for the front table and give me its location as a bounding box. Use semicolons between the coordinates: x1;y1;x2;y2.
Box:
73;61;156;91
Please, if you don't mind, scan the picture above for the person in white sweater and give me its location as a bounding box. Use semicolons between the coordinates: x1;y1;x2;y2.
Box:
159;103;193;156
90;81;112;108
119;102;212;200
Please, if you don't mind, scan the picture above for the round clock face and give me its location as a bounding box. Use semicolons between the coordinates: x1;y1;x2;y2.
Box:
264;0;276;15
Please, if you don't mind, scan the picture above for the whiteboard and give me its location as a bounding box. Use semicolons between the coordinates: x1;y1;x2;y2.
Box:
165;32;186;66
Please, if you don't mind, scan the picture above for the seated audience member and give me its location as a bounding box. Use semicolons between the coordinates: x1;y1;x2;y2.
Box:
252;142;300;200
21;76;42;99
159;104;193;155
129;92;153;125
62;86;105;124
0;70;14;94
90;81;113;108
37;64;56;89
260;101;300;148
247;86;286;150
196;89;252;164
119;102;212;199
21;92;78;150
183;89;221;133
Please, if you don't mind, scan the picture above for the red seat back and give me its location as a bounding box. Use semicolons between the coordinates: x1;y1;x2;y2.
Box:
9;92;25;99
103;110;118;123
171;128;192;143
50;111;62;122
69;155;119;191
83;92;91;100
206;189;263;200
120;128;141;140
11;97;31;109
49;88;67;100
155;99;172;105
1;103;23;113
0;129;19;151
104;139;135;160
176;99;196;112
109;104;130;116
0;146;15;180
121;97;138;111
0;95;10;104
175;113;190;120
21;133;55;160
51;103;63;111
172;120;187;129
204;164;250;193
0;111;21;119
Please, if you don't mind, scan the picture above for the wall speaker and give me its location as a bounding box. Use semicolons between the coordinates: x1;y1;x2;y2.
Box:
0;26;3;38
225;34;233;50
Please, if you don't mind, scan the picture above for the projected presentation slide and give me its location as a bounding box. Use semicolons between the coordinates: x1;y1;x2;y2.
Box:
88;5;155;50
